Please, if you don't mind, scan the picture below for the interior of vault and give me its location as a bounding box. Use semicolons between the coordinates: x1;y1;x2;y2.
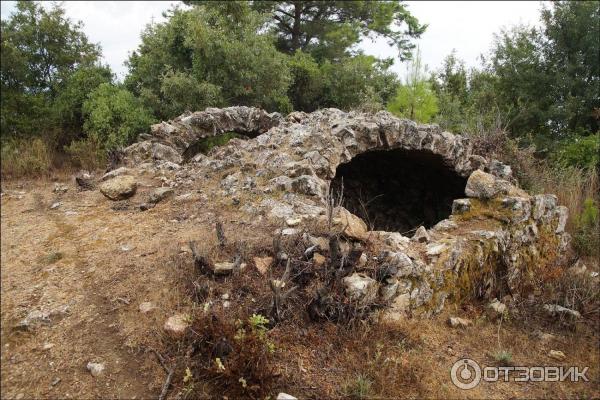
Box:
330;149;467;235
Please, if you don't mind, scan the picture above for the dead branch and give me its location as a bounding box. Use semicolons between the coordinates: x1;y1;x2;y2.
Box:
189;240;213;274
269;258;298;322
158;368;174;400
215;220;226;248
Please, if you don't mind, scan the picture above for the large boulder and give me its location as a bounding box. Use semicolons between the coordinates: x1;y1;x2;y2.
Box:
99;175;137;200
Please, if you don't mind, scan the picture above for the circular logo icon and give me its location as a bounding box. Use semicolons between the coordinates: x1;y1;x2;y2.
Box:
451;358;482;390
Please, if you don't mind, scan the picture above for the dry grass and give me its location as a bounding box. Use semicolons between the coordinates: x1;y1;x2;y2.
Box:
470;128;600;260
1;137;53;178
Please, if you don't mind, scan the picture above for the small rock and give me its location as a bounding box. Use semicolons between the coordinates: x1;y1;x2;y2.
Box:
164;314;190;337
277;393;298;400
139;202;156;211
50;202;61;210
86;362;105;377
286;217;302;227
16;310;50;330
307;235;329;251
222;300;231;308
120;244;134;252
412;226;430;243
448;317;472;328
342;273;378;305
99;175;137;200
312;253;326;267
148;187;174;204
51;377;61;386
42;343;54;350
543;304;581;320
253;256;273;275
548;350;566;361
221;293;230;300
213;262;235;275
452;198;471;214
53;183;68;194
281;228;300;236
139;302;156;313
426;242;447;256
101;167;130;181
357;253;368;267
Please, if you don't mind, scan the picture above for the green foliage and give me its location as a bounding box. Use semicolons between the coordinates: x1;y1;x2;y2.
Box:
287;51;324;112
126;4;292;119
432;1;599;161
54;65;113;143
0;137;52;177
553;133;600;170
494;350;513;365
1;1;101;138
387;49;438;122
248;314;269;333
573;197;600;257
82;83;155;150
160;69;222;117
248;1;426;61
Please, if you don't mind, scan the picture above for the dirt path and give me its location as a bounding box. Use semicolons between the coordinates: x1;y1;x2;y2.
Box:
0;179;206;399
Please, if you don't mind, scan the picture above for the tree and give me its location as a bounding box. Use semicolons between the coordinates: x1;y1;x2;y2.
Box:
82;83;155;150
1;1;102;138
248;1;426;61
430;51;469;132
540;1;600;136
54;65;113;143
125;4;292;119
387;49;438;122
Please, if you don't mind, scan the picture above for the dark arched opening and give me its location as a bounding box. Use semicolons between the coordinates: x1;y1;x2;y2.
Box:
330;149;467;235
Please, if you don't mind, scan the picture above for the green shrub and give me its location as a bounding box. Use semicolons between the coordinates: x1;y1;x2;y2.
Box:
83;83;155;150
1;137;52;178
553;133;600;169
64;137;106;171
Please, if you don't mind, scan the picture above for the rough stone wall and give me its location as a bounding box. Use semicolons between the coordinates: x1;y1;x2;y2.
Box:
121;106;572;318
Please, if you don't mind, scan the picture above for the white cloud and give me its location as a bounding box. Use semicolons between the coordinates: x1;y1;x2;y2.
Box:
1;1;547;81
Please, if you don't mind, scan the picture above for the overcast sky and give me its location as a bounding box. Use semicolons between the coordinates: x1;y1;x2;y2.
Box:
0;1;546;81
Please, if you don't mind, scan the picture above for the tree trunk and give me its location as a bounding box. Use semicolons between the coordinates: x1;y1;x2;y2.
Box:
291;2;302;52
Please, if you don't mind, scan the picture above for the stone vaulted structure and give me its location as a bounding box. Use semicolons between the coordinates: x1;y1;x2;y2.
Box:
122;106;572;318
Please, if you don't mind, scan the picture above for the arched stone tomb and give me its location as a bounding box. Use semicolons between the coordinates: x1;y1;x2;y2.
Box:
123;107;571;318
